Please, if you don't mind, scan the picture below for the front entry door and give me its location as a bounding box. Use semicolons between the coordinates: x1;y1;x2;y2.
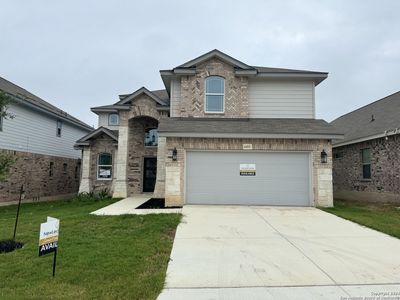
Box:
143;158;157;192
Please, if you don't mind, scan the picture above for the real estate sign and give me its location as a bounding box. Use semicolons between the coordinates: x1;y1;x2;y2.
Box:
239;163;256;176
38;217;59;257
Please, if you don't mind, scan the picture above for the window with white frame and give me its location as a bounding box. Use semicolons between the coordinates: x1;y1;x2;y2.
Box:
56;120;62;137
98;153;112;180
108;113;119;126
205;76;224;113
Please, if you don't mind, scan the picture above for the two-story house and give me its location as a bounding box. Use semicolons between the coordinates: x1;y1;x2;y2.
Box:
0;76;93;203
75;50;342;207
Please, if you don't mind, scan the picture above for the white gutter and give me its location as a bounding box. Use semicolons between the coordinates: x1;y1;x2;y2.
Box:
333;128;400;148
11;95;93;131
159;132;343;139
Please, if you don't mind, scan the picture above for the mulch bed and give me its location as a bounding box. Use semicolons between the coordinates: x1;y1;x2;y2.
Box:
0;240;24;253
136;198;181;209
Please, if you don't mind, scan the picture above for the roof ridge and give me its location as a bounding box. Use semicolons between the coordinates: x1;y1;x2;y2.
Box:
331;90;400;123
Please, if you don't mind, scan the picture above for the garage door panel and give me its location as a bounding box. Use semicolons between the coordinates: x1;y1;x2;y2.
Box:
186;151;311;206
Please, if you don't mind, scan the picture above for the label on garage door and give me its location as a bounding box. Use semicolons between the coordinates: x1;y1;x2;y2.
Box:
239;163;256;176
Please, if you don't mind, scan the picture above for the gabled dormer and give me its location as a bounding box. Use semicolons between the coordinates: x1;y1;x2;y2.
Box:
90;87;170;129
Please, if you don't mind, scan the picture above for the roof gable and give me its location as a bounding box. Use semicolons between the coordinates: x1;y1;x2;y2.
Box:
75;127;118;146
116;87;167;106
176;49;254;70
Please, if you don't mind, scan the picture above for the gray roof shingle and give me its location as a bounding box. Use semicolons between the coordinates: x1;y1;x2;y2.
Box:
331;91;400;146
0;76;92;130
158;118;342;138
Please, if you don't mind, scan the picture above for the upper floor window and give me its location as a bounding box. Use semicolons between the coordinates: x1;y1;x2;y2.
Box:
145;128;158;147
205;76;224;113
109;113;119;126
56;120;62;137
98;153;112;180
361;148;371;179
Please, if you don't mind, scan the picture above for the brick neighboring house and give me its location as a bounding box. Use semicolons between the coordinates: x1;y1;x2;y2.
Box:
331;91;400;203
75;49;342;207
0;77;93;203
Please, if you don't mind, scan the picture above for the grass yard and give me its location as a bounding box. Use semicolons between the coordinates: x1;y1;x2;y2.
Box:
0;198;181;299
321;199;400;239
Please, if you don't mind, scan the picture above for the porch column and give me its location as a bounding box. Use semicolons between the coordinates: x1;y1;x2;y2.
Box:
78;147;91;193
153;136;166;198
113;126;129;198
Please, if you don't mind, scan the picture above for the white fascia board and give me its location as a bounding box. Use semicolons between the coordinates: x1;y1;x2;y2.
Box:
12;96;92;131
333;131;400;148
159;132;343;139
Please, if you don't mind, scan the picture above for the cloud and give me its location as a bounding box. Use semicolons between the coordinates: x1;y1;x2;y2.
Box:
0;0;399;126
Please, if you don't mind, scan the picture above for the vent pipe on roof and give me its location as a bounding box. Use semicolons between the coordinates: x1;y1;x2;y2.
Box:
371;114;375;122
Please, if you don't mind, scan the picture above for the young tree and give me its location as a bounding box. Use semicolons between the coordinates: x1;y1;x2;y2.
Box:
0;91;15;181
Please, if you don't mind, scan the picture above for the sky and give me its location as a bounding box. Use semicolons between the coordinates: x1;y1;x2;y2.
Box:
1;0;399;127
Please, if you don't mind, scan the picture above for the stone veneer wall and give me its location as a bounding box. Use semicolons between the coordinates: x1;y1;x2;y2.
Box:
88;134;117;193
112;94;167;198
127;117;158;194
0;149;80;203
162;137;333;207
179;57;249;118
333;135;400;203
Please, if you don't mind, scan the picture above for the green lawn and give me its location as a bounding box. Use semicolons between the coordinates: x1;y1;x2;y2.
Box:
0;198;181;299
321;199;400;239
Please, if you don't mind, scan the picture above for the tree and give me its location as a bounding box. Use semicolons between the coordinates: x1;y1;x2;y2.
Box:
0;91;15;181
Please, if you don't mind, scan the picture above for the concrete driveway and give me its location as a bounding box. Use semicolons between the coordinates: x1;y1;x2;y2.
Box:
158;205;400;299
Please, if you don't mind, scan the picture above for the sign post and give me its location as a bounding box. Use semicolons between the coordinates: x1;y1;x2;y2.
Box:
38;217;60;277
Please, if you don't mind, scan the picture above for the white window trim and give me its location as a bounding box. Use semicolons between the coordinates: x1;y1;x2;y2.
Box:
97;153;113;181
204;76;225;114
108;113;119;126
56;120;62;137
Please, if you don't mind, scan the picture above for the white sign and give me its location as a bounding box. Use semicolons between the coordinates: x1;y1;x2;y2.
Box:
243;144;253;150
39;217;60;256
240;163;256;176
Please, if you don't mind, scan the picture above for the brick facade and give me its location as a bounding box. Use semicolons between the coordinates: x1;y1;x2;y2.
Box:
179;58;249;118
0;149;80;203
333;135;400;203
88;134;117;193
162;137;333;207
127;117;158;195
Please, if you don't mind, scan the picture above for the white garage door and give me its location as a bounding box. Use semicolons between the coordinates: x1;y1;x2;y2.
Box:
186;151;311;206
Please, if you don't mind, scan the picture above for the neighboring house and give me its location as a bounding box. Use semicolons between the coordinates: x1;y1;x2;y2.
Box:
75;49;342;207
331;91;400;203
0;76;93;203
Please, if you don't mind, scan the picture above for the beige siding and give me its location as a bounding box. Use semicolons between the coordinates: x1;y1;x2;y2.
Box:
248;79;314;118
170;78;181;117
98;113;119;130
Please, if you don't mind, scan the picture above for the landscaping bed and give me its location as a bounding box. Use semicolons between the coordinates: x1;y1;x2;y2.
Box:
0;197;181;299
321;199;400;239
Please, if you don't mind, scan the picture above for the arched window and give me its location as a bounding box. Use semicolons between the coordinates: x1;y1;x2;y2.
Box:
205;76;224;113
145;128;158;147
98;153;112;180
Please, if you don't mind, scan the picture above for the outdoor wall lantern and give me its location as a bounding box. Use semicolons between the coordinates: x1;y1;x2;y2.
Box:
321;149;328;164
171;147;177;161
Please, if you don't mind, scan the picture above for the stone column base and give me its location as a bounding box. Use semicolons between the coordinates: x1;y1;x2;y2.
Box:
112;180;128;198
78;178;91;193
